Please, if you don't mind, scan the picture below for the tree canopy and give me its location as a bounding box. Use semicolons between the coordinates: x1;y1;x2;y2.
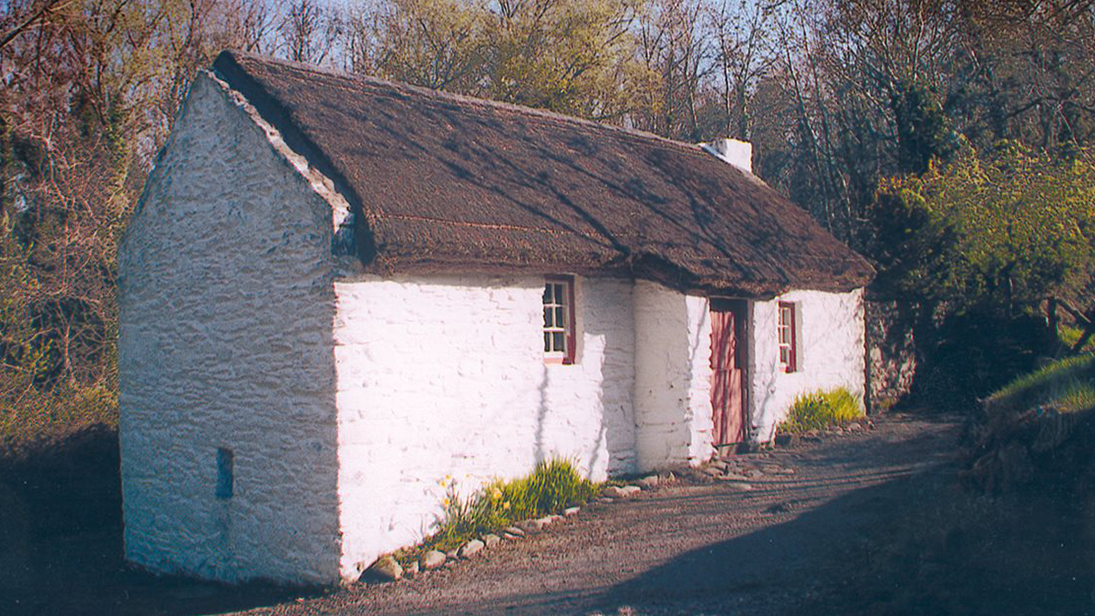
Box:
873;142;1095;314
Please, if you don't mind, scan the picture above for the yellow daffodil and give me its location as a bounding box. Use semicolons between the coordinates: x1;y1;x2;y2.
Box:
503;501;511;510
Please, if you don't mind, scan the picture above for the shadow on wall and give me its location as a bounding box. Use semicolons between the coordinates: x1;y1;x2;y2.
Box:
750;345;783;443
534;282;636;479
864;298;917;413
535;366;549;466
635;287;698;469
591;283;637;477
688;303;710;442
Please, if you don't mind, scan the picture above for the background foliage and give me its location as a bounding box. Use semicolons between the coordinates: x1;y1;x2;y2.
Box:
2;0;1094;448
874;141;1095;315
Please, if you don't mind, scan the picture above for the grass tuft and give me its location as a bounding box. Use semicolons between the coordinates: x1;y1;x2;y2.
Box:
1058;324;1095;354
778;388;864;434
393;459;600;564
988;352;1095;415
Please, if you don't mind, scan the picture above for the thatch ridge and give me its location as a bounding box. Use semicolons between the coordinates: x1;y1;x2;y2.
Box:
212;50;874;297
218;50;720;165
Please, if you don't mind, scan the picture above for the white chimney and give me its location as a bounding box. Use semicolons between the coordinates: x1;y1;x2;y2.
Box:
700;138;753;174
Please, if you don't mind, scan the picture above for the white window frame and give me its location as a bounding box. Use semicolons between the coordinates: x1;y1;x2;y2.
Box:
543;277;575;364
777;301;799;373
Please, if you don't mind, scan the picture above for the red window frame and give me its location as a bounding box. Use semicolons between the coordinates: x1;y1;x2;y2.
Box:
543;277;576;365
777;301;797;373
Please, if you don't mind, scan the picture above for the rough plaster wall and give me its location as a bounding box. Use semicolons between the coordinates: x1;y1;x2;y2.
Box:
331;274;635;578
633;281;714;472
748;289;866;442
118;73;342;584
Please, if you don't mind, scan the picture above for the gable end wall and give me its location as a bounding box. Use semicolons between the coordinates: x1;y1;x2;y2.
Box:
118;72;342;584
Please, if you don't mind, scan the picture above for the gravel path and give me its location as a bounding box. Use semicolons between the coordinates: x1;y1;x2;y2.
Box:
239;414;960;616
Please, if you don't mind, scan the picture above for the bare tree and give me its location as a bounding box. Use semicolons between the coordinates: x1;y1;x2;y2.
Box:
280;0;343;64
633;0;713;139
706;0;771;139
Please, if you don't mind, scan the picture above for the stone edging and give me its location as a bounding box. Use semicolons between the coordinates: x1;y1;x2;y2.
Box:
361;476;663;584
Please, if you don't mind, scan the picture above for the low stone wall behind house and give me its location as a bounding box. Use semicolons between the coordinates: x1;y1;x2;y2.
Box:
865;299;917;413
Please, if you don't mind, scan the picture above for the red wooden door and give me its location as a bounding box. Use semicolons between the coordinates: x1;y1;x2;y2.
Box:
710;300;747;445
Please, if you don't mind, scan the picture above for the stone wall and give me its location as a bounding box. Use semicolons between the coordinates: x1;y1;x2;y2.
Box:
864;299;917;412
331;274;638;579
118;73;343;583
749;289;867;442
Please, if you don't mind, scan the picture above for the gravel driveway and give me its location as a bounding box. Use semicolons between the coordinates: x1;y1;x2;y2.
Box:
239;414;959;616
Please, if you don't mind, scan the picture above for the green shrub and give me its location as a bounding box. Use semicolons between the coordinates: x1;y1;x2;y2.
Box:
778;388;865;434
395;458;600;561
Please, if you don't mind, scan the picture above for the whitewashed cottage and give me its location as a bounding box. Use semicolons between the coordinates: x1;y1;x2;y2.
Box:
118;51;875;585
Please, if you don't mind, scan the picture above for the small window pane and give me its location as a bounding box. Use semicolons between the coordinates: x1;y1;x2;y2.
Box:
555;307;565;326
543;285;553;303
554;284;564;303
553;332;564;351
544;307;553;327
780;347;789;364
545;332;551;351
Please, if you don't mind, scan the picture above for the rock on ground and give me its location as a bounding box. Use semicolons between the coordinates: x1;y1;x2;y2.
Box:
363;555;402;582
516;519;546;533
603;485;641;498
460;539;485;559
421;550;446;570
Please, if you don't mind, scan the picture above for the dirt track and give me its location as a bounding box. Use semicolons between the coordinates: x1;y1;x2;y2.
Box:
236;414;961;616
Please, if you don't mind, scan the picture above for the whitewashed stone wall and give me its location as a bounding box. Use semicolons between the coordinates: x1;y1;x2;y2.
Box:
331;274;637;578
633;281;714;472
748;289;866;442
118;73;343;584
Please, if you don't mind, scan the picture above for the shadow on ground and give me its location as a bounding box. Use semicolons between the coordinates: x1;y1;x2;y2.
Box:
594;459;1094;616
4;417;1093;616
0;426;318;616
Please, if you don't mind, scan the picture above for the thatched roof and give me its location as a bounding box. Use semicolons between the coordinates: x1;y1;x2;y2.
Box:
212;50;873;297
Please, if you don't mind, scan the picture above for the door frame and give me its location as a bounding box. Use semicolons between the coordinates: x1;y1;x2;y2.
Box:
709;297;750;449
